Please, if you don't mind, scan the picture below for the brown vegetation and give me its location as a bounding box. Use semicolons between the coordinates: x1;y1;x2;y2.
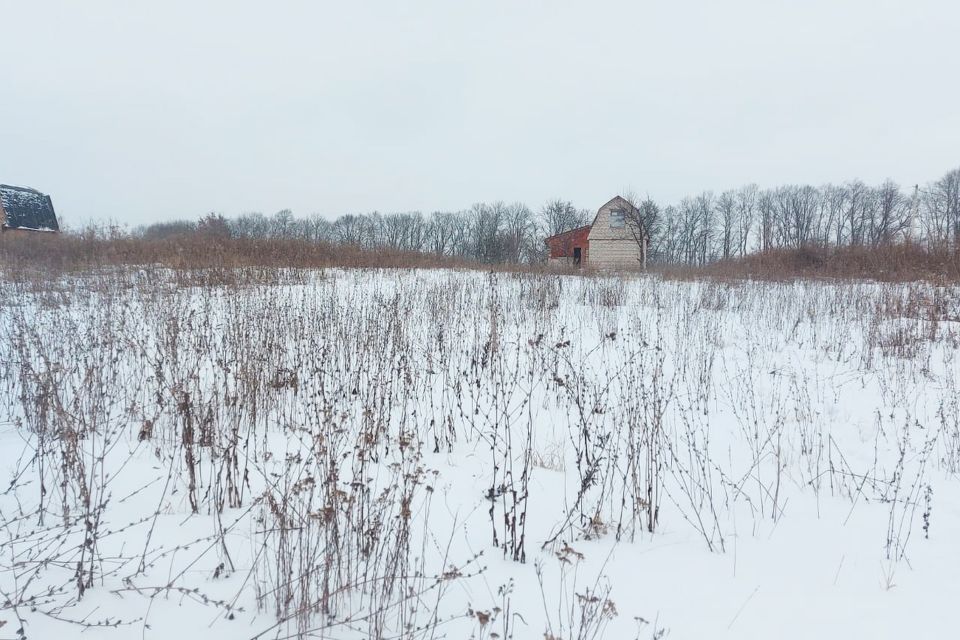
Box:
4;231;959;285
655;243;960;283
0;232;467;274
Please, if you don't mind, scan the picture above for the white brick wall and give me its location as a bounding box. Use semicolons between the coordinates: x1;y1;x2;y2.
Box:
589;239;642;269
587;197;643;269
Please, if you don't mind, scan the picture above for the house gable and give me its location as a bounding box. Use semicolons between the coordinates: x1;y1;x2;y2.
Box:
586;195;643;269
586;196;638;242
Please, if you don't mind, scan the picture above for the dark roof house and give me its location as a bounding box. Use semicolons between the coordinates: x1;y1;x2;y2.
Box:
0;184;60;232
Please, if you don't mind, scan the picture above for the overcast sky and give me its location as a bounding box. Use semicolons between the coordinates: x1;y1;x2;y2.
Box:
1;0;958;226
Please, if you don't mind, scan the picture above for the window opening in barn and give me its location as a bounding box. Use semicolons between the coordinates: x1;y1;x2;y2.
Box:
573;247;582;265
610;209;625;228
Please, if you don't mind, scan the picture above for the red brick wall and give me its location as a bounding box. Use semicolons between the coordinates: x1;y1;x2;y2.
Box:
546;226;591;259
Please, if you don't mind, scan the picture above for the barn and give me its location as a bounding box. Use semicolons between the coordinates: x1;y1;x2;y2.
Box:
545;196;644;269
0;185;60;233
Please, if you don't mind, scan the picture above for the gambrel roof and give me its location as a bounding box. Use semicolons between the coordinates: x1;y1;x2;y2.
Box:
588;195;639;229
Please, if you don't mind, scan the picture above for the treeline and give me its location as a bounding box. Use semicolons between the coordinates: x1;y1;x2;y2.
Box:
134;166;959;266
139;200;591;265
648;166;960;265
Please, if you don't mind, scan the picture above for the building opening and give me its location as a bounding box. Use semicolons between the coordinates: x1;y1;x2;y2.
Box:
573;247;582;266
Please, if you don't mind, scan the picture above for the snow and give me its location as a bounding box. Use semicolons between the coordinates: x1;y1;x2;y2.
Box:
1;268;958;639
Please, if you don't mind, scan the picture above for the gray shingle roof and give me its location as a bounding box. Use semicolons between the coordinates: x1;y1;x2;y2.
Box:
0;184;60;232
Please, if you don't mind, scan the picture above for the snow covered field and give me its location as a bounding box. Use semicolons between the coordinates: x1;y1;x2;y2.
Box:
1;267;958;639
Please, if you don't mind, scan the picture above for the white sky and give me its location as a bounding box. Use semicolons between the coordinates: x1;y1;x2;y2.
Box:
1;0;958;225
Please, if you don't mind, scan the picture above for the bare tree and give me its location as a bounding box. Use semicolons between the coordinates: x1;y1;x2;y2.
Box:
772;185;821;248
819;184;847;247
667;194;714;265
465;202;507;263
674;197;700;264
540;199;588;237
650;204;681;264
305;214;333;243
503;202;535;263
717;190;737;259
332;214;366;246
621;193;658;269
426;212;457;256
923;167;960;251
229;212;270;239
735;184;758;256
842;180;872;246
405;212;428;252
867;180;911;247
381;212;427;251
757;190;776;253
270;209;294;238
692;192;715;264
197;212;232;238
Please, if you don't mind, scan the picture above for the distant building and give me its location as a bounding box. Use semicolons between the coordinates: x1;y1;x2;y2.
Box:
544;196;643;269
0;185;60;233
